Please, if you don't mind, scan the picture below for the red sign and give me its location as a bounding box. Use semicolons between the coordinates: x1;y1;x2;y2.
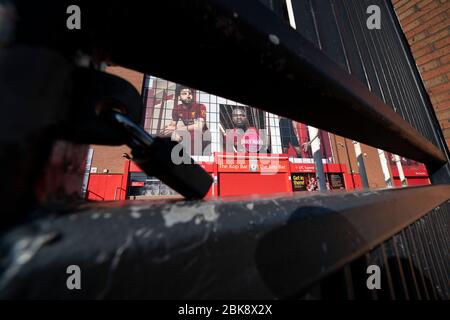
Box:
289;163;315;173
289;163;347;173
217;158;289;173
391;164;428;177
198;162;214;172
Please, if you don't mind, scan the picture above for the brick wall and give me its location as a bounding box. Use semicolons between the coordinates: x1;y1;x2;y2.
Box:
90;66;144;174
329;134;389;189
90;145;131;174
392;0;450;148
89;3;449;186
105;65;144;93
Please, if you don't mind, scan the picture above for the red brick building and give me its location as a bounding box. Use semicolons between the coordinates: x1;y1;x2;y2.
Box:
392;0;450;148
86;0;448;200
89;66;143;175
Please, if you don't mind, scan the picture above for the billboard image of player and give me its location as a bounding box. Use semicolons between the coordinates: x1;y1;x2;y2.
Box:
220;105;268;153
159;85;209;156
279;117;304;157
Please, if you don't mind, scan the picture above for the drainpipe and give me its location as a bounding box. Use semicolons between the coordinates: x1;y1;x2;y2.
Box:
394;154;407;187
308;126;327;191
378;149;393;187
353;141;369;189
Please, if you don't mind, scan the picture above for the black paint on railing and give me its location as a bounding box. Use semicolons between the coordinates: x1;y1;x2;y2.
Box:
0;186;448;299
301;203;449;300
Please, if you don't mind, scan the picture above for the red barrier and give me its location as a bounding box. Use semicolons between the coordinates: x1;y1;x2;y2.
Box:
86;174;124;201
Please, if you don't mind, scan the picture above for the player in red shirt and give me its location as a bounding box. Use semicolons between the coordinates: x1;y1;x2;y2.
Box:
161;86;207;155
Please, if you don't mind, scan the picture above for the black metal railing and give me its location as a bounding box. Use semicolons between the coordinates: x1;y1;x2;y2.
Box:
302;201;450;300
0;0;448;299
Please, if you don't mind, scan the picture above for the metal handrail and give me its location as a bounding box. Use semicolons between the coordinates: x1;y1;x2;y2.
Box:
1;184;448;298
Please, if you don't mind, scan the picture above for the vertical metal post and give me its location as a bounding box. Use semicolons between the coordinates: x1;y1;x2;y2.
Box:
285;0;297;29
308;126;327;191
353;141;369;189
378;149;393;187
82;148;94;197
394;154;407;187
285;0;327;191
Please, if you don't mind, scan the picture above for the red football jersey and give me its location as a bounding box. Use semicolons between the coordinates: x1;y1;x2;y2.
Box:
172;103;206;126
171;103;207;156
226;127;263;153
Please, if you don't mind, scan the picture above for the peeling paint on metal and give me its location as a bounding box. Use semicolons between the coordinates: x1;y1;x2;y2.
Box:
143;229;154;238
0;231;58;292
161;203;219;227
135;228;146;237
322;242;328;253
91;213;101;219
97;234;133;299
194;216;203;225
130;211;141;219
128;205;154;219
95;251;109;264
268;34;280;45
